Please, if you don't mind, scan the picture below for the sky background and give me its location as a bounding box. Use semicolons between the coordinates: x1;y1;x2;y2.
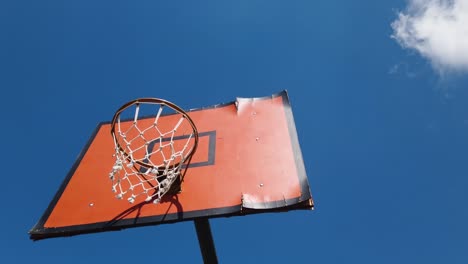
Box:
2;1;468;263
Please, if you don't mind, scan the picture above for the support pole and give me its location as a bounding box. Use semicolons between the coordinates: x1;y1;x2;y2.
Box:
194;218;218;264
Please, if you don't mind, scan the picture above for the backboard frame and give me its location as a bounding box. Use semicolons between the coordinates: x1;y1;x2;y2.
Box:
30;91;313;240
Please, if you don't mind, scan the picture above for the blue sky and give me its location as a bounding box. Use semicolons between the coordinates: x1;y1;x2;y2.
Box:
2;1;468;263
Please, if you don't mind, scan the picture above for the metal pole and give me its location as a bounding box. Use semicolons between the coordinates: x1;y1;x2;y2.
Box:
194;218;218;264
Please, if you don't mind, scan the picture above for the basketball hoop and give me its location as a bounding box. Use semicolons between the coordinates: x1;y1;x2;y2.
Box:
109;98;198;204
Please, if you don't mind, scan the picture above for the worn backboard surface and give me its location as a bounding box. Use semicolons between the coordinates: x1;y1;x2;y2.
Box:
30;91;313;240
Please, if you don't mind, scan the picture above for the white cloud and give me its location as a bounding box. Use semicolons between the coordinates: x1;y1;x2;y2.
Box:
391;0;468;73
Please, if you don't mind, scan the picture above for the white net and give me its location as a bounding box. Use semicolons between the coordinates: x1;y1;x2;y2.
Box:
109;99;198;205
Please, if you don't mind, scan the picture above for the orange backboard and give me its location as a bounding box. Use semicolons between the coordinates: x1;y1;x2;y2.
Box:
30;91;313;240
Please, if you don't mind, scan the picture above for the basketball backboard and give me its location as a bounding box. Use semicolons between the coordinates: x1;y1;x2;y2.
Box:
30;91;313;240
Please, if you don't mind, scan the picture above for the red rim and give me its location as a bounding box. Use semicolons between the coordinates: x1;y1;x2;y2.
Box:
110;98;199;171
